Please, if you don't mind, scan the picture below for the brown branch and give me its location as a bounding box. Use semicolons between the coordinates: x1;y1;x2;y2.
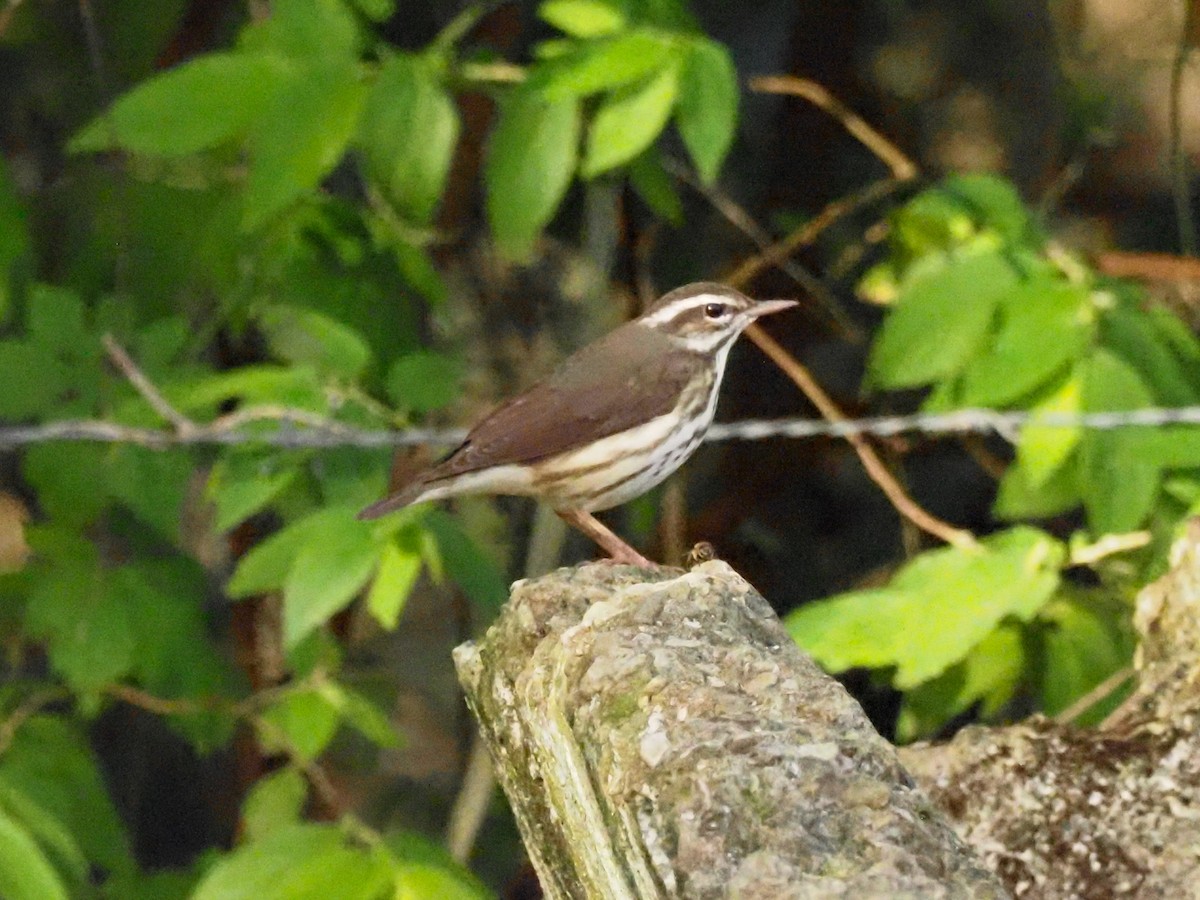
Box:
744;323;978;550
749;75;919;180
102;334;198;435
1053;666;1135;725
0;687;69;755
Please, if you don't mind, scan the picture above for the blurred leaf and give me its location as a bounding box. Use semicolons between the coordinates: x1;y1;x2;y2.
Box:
1079;350;1159;533
1037;597;1134;721
0;809;68;900
320;683;400;748
0;782;88;892
994;450;1082;521
485;87;580;258
282;517;379;647
23;537;135;695
896;624;1024;741
243;0;361;61
940;173;1033;243
890;191;976;256
348;0;395;22
258;689;341;762
191;824;390;900
171;365;326;412
359;54;460;225
582;62;680;178
1102;303;1199;406
675;37;737;184
536;30;674;99
384;830;494;900
228;507;359;598
69;53;288;156
869;249;1018;389
386;350;462;412
107;446;193;542
0;716;132;873
366;538;423;629
0;342;65;418
539;0;628;37
958;280;1090;406
244;61;367;229
424;511;508;616
628;150;682;224
242;769;308;842
1014;373;1083;489
207;452;301;532
257;304;371;379
787;527;1063;688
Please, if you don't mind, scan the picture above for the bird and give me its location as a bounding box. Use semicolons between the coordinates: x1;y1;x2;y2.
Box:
359;282;797;566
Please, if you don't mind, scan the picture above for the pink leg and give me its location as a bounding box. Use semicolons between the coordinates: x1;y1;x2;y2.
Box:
556;508;657;567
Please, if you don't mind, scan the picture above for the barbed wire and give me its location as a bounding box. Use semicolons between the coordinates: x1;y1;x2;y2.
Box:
3;405;1200;451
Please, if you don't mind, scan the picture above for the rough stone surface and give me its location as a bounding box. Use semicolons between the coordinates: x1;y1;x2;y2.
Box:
901;520;1200;899
455;561;1007;899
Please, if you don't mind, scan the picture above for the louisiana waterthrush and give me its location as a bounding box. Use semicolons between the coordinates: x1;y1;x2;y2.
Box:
359;282;796;565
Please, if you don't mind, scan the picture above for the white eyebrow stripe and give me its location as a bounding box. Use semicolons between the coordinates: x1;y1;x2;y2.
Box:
639;293;732;328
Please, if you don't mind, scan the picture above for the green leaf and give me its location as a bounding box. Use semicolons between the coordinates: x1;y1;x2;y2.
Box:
0;782;88;891
0;715;132;874
539;0;628;37
869;249;1018;389
958;280;1090;406
384;830;493;900
170;365;325;412
69;53;289;156
1102;302;1199;406
675;38;737;184
258;689;341;762
788;527;1063;688
628;149;682;223
424;511;509;616
1079;350;1159;533
257;304;372;379
228;507;360;598
582;62;680;178
385;350;462;412
0;809;68;900
22;445;110;527
939;173;1033;244
0;342;66;418
485;86;580;259
896;624;1024;741
207;452;300;532
1037;596;1134;720
243;0;361;61
994;450;1082;521
282;517;379;647
23;544;136;695
359;54;460;226
321;683;401;748
1015;373;1083;489
244;61;367;229
535;30;674;99
107;446;193;542
366;538;423;629
242;769;308;841
191;824;391;900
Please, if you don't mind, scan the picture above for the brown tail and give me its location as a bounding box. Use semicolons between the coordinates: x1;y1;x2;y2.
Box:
356;479;431;520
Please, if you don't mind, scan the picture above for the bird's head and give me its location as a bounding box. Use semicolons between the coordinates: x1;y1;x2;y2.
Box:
638;282;797;353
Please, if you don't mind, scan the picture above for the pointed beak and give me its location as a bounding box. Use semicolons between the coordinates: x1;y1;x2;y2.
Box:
748;298;799;319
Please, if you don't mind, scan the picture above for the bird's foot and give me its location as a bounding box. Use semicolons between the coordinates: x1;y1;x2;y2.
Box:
555;508;659;569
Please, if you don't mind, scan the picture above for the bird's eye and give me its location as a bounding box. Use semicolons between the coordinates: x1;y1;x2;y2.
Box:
704;302;728;319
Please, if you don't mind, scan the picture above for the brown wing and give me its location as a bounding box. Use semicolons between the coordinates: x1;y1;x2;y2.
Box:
429;321;694;478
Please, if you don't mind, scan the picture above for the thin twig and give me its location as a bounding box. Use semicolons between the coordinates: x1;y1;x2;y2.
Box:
102;334;198;435
1069;531;1153;567
1054;666;1135;725
1169;0;1198;256
749;75;919;180
744;323;977;549
445;734;495;863
0;687;69;755
662;156;860;340
723;178;906;299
